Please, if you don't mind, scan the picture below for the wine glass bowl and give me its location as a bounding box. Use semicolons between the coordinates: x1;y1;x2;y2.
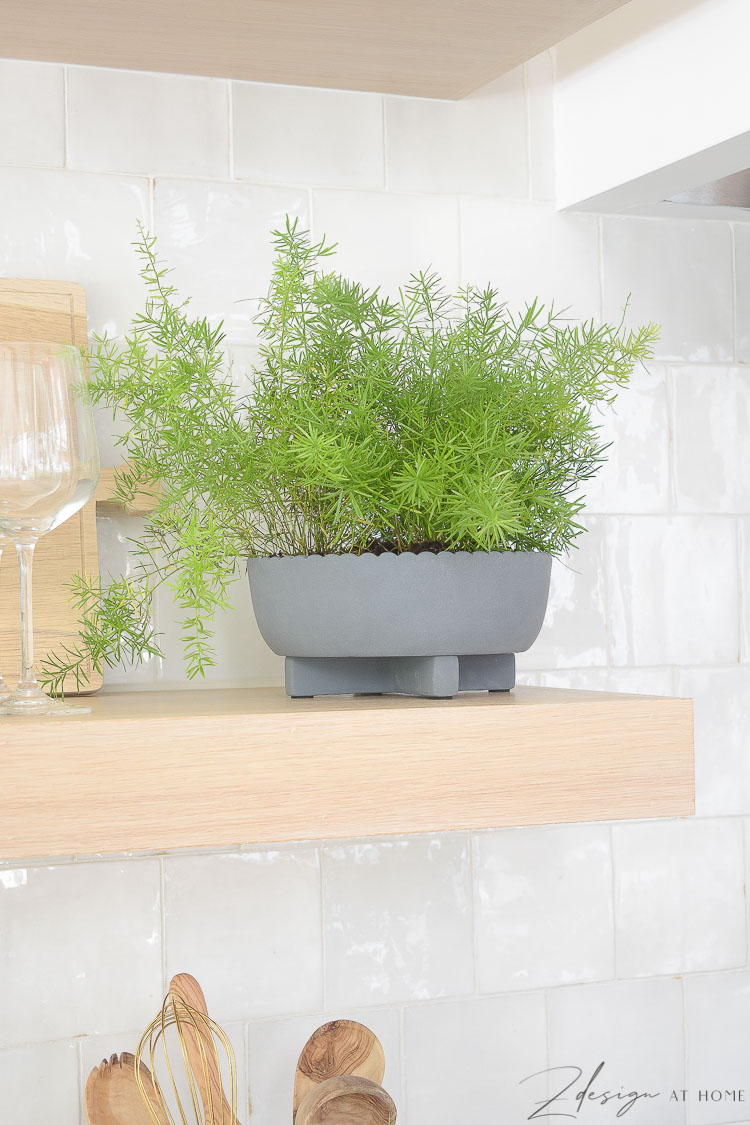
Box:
0;342;100;716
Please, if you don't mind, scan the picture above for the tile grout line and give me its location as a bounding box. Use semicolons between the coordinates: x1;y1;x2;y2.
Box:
731;223;738;365
398;1005;407;1121
318;845;327;1009
609;822;620;980
62;66;70;168
469;833;480;995
227;80;235;181
381;94;388;191
159;855;167;996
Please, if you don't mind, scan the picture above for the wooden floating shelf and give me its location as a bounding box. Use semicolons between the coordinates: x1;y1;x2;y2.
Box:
0;686;694;860
0;0;632;99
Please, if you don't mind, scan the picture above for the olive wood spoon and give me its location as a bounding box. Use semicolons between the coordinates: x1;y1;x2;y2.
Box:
293;1019;385;1120
295;1076;397;1125
85;1052;168;1125
169;972;243;1123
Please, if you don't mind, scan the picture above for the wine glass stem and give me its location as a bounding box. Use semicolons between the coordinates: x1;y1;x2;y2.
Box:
15;537;40;694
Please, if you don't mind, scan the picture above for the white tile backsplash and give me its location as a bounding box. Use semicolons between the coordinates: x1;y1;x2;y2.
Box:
475;824;614;992
404;993;547;1125
322;836;473;1007
153;177;309;346
0;1041;79;1125
677;667;750;817
548;978;686;1125
460;197;601;318
584;363;671;515
311;189;460;297
385;68;527;197
0;165;148;336
602;216;734;362
672;367;750;513
606;516;739;666
735;224;750;364
164;850;322;1021
0;59;64;167
0;861;162;1047
233;82;384;188
67;67;230;177
685;971;750;1125
518;517;608;672
613;819;746;978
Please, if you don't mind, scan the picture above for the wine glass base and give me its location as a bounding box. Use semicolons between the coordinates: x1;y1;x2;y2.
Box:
0;692;91;717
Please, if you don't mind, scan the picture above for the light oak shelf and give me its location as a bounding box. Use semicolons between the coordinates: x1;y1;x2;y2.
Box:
1;0;631;99
0;686;694;860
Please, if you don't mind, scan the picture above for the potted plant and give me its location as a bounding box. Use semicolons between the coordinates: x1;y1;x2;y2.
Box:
40;220;656;699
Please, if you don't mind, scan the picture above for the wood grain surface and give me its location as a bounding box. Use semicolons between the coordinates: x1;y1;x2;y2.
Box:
0;686;694;859
0;0;631;98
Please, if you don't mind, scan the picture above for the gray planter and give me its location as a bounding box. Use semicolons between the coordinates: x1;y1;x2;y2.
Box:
248;550;552;699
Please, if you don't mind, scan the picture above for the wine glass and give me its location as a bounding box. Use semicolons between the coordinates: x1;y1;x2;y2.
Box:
0;342;100;716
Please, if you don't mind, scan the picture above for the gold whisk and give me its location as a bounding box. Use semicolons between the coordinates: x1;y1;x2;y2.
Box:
135;981;240;1125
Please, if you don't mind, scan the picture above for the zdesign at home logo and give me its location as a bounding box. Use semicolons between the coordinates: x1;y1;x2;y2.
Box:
520;1062;747;1118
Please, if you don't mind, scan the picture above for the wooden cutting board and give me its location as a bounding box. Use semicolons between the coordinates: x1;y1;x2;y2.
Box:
0;279;157;695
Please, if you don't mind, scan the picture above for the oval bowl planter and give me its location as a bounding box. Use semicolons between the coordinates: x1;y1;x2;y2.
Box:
248;550;552;699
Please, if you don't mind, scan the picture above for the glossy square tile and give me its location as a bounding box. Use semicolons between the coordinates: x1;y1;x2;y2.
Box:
548;978;685;1125
602;217;733;362
0;166;148;336
404;993;547;1125
475;824;614;992
584;364;670;514
164;849;322;1021
0;861;162;1047
606;516;739;666
67;66;229;177
613;818;745;977
672;367;750;512
311;189;460;297
153;178;309;347
526;52;555;202
0;59;64;167
678;667;750;817
0;1041;79;1125
385;67;527;197
740;518;750;663
735;224;750;364
246;1008;400;1125
233;82;383;188
517;517;608;672
460;197;601;319
322;836;473;1007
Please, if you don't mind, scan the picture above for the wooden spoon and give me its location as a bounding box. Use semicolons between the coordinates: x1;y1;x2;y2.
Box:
85;1052;168;1125
293;1020;385;1120
295;1076;396;1125
169;972;243;1123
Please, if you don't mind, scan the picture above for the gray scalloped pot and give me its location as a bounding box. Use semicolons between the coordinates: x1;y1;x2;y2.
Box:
247;550;552;699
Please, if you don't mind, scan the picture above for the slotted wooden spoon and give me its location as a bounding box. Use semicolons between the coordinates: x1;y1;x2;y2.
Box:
295;1075;397;1125
293;1019;385;1120
85;1052;169;1125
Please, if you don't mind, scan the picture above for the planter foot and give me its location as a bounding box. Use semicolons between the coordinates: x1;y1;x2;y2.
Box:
285;654;515;699
458;653;515;692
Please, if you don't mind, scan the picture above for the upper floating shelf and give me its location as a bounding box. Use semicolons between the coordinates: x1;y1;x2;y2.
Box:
0;686;693;860
0;0;631;98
